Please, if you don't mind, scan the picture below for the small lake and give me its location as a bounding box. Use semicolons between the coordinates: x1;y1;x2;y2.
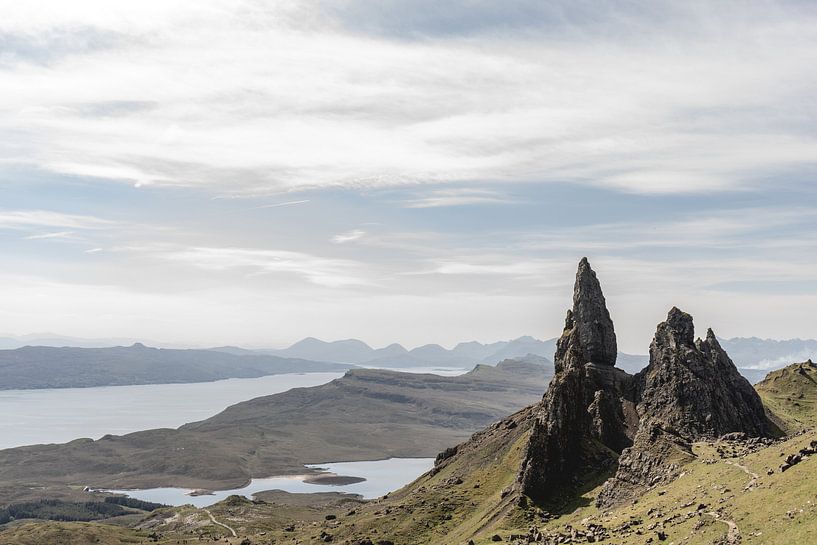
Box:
0;373;343;450
107;457;435;507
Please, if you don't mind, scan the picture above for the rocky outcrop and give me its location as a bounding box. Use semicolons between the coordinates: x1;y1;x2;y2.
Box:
517;260;775;508
596;307;774;508
636;308;770;439
517;258;636;502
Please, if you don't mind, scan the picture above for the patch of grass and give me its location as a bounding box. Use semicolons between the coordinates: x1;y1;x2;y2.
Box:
0;521;148;545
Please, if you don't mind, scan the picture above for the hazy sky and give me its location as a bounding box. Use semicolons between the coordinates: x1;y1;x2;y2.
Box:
1;0;816;352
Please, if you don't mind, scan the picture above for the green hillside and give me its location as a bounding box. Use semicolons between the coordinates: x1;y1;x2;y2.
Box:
756;360;817;432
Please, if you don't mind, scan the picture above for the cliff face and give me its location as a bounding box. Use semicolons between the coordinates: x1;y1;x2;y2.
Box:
517;258;637;502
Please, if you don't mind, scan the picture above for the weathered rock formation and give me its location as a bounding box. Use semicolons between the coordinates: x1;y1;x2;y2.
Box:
596;307;774;508
570;258;617;368
637;308;770;438
517;259;775;508
517;258;637;502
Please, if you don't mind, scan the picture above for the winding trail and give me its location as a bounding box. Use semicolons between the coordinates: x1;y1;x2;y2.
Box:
725;459;759;490
204;509;237;538
706;511;740;544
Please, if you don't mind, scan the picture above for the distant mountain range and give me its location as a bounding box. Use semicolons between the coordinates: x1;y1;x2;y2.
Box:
219;336;647;374
0;334;175;350
239;335;559;368
245;335;817;381
0;333;814;390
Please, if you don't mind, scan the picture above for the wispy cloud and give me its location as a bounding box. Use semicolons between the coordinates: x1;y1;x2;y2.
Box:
163;246;368;287
24;230;76;240
253;199;310;209
0;210;113;230
403;188;517;208
2;2;816;195
517;207;817;252
332;229;366;243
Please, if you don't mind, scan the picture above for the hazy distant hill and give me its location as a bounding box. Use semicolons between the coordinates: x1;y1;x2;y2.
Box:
0;344;352;390
3;333;810;390
719;337;817;369
264;335;557;368
0;333;175;350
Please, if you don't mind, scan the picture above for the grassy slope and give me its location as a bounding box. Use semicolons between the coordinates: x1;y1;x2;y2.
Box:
526;431;817;545
756;361;817;432
0;521;149;545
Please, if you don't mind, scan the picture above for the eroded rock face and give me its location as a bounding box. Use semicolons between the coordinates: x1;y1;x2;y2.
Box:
517;259;636;502
571;257;617;369
638;307;770;439
596;307;774;508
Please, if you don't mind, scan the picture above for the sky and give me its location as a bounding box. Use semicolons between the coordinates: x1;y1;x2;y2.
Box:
0;0;816;352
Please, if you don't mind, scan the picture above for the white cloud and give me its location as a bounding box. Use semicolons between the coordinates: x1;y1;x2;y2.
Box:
253;200;310;209
332;229;366;243
0;210;113;230
1;1;816;195
403;188;516;208
162;245;368;287
24;230;76;240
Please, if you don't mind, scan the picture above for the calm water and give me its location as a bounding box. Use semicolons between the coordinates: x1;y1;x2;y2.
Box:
0;367;469;450
0;373;343;450
107;457;435;507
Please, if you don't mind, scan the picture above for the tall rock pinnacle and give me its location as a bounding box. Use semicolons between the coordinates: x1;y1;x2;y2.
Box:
572;257;617;367
518;258;636;503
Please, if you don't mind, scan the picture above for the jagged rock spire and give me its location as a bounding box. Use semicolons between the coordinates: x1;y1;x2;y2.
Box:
596;307;775;508
572;257;617;367
640;307;770;439
518;258;635;503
